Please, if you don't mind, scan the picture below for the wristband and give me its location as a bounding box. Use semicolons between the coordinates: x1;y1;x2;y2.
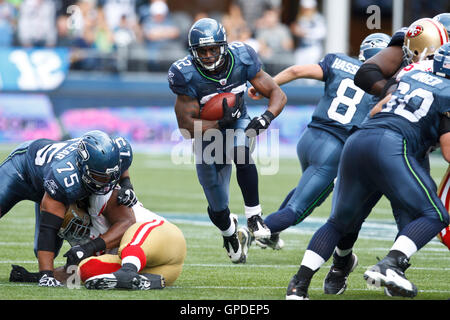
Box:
90;237;107;252
262;110;275;122
39;270;54;278
120;176;134;190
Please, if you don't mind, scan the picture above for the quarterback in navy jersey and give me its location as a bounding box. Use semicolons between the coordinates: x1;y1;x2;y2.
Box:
168;18;286;264
0;130;136;287
286;43;450;300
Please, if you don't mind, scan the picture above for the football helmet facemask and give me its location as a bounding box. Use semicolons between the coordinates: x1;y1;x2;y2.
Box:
358;33;391;62
403;17;449;63
76;130;121;195
58;203;91;246
188;18;228;72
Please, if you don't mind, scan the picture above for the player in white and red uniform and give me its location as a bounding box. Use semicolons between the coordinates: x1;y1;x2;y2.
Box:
73;188;187;289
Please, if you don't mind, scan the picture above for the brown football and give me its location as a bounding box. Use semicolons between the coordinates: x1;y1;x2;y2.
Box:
200;92;236;120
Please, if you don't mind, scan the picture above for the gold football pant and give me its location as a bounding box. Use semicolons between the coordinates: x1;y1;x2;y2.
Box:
78;220;187;286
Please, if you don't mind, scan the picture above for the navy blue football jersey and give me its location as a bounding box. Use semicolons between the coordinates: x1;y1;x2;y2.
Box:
168;41;262;114
24;136;133;205
363;70;450;158
309;53;378;142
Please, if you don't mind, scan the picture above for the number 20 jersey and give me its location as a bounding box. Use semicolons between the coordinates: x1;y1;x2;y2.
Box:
363;70;450;158
310;53;378;143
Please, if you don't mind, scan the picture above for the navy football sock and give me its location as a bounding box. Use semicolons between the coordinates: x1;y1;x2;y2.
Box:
306;222;342;261
235;162;260;207
399;216;447;250
233;146;259;207
207;207;232;231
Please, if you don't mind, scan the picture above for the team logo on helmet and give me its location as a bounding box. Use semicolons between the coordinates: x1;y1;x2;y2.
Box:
78;140;90;161
406;25;424;38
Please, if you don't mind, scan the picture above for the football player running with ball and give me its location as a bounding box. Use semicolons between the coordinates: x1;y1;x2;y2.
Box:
168;18;286;263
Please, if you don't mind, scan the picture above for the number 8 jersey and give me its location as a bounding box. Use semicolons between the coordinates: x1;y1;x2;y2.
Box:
310;53;379;143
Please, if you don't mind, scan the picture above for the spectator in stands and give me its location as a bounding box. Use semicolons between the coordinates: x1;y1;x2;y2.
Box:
255;6;294;74
56;14;76;47
113;14;142;48
233;0;280;35
17;0;57;47
0;0;16;46
221;3;247;43
103;0;138;31
290;0;326;65
140;0;183;71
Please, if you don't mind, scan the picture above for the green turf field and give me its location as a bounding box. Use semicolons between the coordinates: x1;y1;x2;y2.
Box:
0;148;448;300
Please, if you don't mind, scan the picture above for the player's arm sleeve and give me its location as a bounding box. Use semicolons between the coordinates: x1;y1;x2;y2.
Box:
168;65;196;97
244;44;262;80
117;136;133;173
317;53;335;82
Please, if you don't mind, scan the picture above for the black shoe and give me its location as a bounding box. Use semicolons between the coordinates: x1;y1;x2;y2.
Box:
286;274;309;300
323;253;358;295
85;268;164;290
223;213;244;263
255;232;284;250
247;214;271;240
10;265;40;283
363;256;417;298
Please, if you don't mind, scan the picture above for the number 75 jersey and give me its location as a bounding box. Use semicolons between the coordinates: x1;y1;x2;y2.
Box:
309;53;378;142
24;136;133;205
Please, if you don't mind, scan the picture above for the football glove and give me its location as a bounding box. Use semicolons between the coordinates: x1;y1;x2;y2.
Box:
9;264;40;283
38;271;62;287
117;188;138;207
63;237;106;267
245;110;275;137
218;94;243;129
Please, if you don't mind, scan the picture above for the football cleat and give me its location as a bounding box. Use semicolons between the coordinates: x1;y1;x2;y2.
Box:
237;226;252;263
247;214;271;240
286;274;309;300
223;214;244;263
85;268;165;290
255;232;284;250
323;253;358;295
363;256;417;298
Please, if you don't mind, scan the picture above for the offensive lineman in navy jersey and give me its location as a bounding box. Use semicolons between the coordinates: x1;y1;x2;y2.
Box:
248;33;390;295
168;18;286;263
0;130;136;286
286;43;450;300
